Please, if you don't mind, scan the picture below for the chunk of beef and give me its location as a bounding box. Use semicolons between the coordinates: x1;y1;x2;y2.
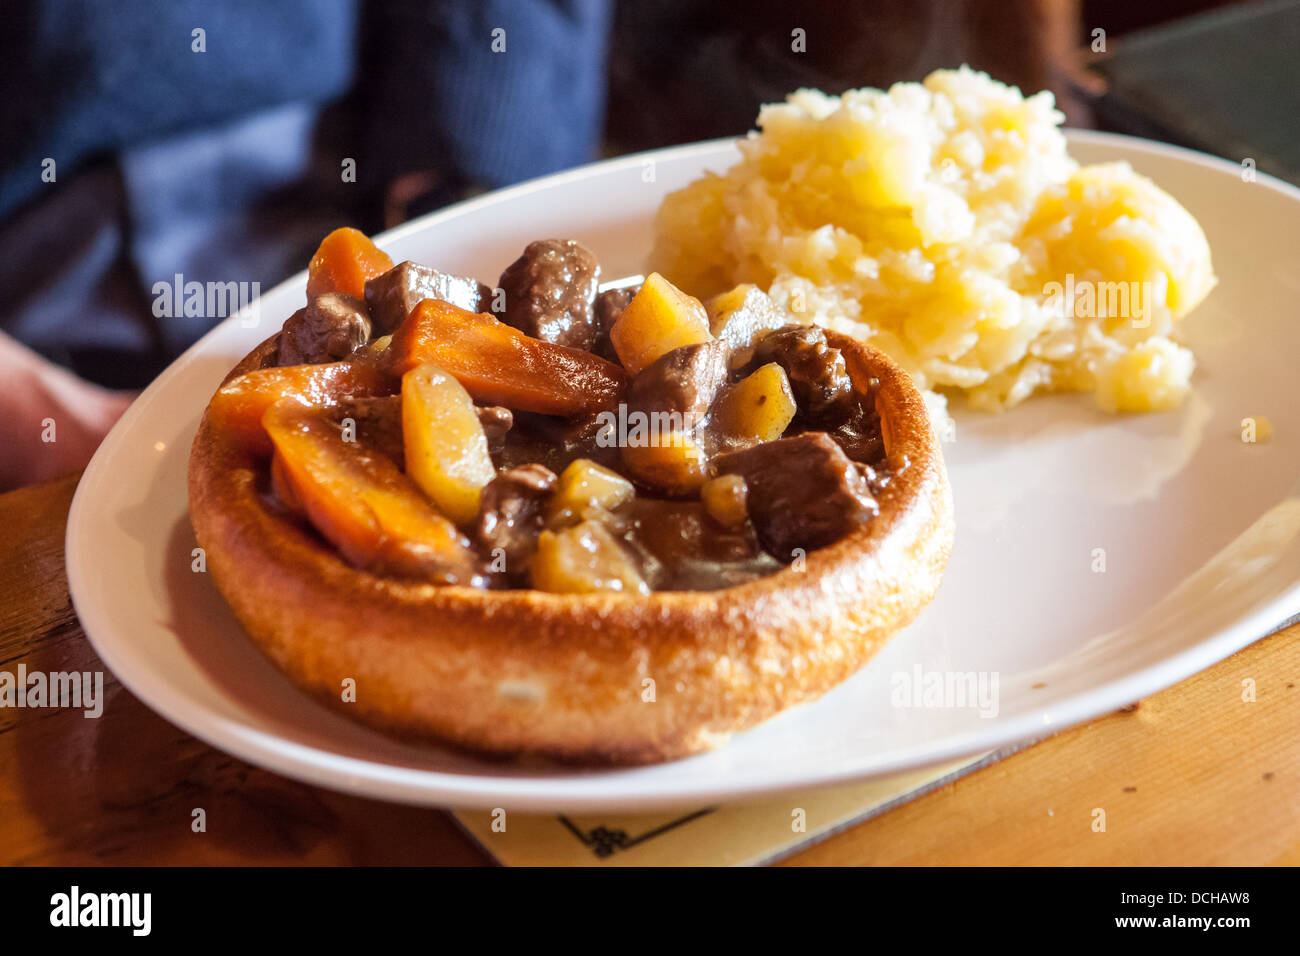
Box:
474;464;558;579
626;339;730;426
497;239;601;350
751;325;854;420
592;284;640;361
364;260;491;335
619;341;730;496
277;293;371;366
713;432;877;560
596;285;640;332
475;405;514;455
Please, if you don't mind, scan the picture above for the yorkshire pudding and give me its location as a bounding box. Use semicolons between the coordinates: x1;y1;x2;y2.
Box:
188;231;953;764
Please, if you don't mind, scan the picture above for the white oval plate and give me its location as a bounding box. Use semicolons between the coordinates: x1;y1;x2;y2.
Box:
67;132;1300;812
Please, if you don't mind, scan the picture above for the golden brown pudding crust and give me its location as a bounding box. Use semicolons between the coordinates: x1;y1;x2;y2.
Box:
188;331;954;764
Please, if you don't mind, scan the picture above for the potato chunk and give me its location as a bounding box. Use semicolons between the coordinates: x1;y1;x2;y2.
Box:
401;364;496;525
306;227;394;300
700;474;749;528
609;272;712;375
547;458;635;527
706;284;788;365
384;300;626;416
532;520;649;595
263;399;482;584
620;433;709;496
208;355;392;455
711;362;798;445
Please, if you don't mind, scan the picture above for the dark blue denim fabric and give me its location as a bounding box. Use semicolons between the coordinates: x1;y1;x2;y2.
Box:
0;0;611;387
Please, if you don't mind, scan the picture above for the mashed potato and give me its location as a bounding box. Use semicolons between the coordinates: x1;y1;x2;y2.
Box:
651;68;1216;413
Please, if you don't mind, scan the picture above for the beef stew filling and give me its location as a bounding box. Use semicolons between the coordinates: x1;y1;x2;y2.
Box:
241;231;892;593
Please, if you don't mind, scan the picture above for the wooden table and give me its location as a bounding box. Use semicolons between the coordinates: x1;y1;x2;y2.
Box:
1;473;1296;865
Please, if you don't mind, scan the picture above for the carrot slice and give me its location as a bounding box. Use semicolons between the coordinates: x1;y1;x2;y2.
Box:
306;227;394;300
263;400;482;583
383;300;626;416
207;356;393;455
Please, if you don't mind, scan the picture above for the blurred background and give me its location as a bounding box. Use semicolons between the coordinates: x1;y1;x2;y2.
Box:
1;0;1296;486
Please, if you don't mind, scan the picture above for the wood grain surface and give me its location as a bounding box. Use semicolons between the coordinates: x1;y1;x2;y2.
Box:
0;473;1295;865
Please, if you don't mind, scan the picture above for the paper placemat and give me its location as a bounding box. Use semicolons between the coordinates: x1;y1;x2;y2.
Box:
452;750;1004;866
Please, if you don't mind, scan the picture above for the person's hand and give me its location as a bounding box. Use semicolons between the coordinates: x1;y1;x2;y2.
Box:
0;331;137;491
